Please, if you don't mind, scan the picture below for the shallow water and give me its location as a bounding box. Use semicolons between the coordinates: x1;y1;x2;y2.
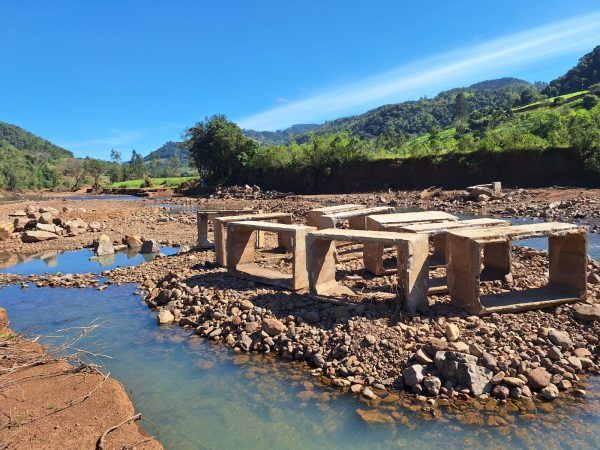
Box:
0;247;179;275
1;284;599;450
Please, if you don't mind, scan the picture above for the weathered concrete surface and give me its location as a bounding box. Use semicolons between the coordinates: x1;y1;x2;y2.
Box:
363;211;458;276
396;218;510;264
306;228;429;312
316;206;395;230
306;204;365;228
227;220;316;290
446;222;588;314
213;212;293;266
197;208;256;248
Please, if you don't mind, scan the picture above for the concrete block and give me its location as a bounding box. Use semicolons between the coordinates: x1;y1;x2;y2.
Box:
306;204;365;227
446;222;588;314
197;208;255;248
363;211;458;276
306;228;430;313
227;221;315;290
214;212;293;266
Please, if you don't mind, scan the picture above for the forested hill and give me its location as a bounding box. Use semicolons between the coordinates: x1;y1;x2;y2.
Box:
242;77;535;144
544;45;600;96
243;123;320;145
0;121;72;159
143;141;189;165
0;122;73;190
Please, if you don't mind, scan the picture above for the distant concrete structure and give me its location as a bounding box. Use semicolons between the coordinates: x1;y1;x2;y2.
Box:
214;212;293;266
306;204;365;228
466;182;502;200
364;211;458;276
226;220;315;290
197;209;256;249
306;228;429;313
446;222;588;314
316;206;395;230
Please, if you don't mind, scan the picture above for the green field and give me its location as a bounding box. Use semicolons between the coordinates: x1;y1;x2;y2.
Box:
109;176;198;188
513;90;588;112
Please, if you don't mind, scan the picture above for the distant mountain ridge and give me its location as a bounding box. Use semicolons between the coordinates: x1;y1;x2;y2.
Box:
242;77;535;144
143;141;189;165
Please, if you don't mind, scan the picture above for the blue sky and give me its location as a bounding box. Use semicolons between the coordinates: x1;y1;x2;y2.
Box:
1;1;599;159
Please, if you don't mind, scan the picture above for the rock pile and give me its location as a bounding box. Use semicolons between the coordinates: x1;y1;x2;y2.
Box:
212;185;290;200
4;206;102;243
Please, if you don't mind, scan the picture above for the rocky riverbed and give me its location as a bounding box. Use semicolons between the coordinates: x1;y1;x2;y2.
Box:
1;190;599;414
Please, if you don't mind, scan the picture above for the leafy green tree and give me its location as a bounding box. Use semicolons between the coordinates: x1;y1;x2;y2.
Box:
109;149;124;182
128;150;147;179
452;92;469;122
582;94;598;110
83;157;106;190
148;153;162;177
166;153;181;177
184;115;258;183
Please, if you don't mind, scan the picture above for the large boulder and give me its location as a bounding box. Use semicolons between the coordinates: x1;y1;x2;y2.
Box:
141;239;160;254
0;222;14;240
94;234;115;256
403;364;426;386
36;223;65;235
22;230;59;242
123;235;143;249
527;367;551;389
88;221;102;232
157;309;175;324
38;212;54;224
261;318;286;336
548;329;573;350
435;351;492;395
13;217;33;232
573;304;600;322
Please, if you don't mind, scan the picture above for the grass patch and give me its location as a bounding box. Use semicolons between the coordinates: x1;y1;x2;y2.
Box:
513;90;588;112
109;176;198;188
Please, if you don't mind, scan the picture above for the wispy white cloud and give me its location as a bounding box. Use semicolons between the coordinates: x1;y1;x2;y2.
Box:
277;97;290;103
238;13;600;131
61;129;143;150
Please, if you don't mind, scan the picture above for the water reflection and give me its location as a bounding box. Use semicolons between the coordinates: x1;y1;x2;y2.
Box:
0;246;178;275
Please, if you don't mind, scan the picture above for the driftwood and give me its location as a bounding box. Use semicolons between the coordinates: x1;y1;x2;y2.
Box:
97;413;142;450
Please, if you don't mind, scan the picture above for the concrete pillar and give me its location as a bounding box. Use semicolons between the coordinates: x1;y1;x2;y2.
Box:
548;232;588;297
446;234;483;314
276;215;293;251
397;235;430;313
227;227;256;269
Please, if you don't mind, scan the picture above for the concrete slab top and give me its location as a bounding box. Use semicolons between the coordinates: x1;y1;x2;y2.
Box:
228;220;315;233
369;211;458;226
308;228;425;245
322;206;394;220
449;222;585;242
197;208;253;217
214;212;292;223
397;218;510;234
310;204;365;214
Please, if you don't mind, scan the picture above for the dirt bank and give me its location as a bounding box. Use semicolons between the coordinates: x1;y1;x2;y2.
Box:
0;307;162;449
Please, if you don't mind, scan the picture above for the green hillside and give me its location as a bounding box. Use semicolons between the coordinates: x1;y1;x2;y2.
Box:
0;122;73;191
